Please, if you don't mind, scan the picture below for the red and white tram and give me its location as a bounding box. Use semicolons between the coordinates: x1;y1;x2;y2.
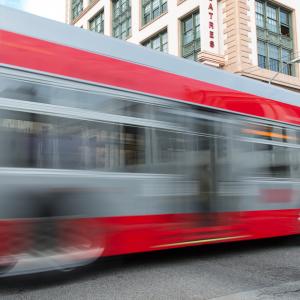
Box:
0;6;300;275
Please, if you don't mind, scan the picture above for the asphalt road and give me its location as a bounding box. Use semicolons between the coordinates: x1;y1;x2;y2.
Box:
1;235;300;300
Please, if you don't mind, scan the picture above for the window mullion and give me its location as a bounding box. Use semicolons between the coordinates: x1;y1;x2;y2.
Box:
256;0;293;76
266;42;270;70
276;6;280;35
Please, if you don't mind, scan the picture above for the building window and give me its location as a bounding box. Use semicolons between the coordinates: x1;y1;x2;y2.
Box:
72;0;83;20
142;30;168;53
142;0;168;26
89;11;104;34
181;11;200;61
112;0;131;40
255;0;293;75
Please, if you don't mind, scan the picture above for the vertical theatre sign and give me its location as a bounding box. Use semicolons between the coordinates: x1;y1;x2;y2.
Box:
200;0;224;66
208;0;216;49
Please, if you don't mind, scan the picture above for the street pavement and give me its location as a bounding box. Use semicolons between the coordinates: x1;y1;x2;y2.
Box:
1;235;300;300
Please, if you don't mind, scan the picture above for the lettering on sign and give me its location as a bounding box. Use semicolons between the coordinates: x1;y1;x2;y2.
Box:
208;0;215;48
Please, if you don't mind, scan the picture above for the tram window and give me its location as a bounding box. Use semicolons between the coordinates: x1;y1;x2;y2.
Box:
0;110;146;171
236;141;291;179
271;146;291;177
0;111;88;169
0;77;146;114
122;126;145;168
154;131;203;162
1;76;222;138
0;76;207;131
296;131;300;144
0;77;176;123
0;78;39;102
241;122;298;145
254;143;272;151
152;129;211;175
83;124;146;171
290;148;300;178
194;110;217;135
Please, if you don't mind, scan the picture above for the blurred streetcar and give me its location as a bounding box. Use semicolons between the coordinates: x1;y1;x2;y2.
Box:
0;6;300;276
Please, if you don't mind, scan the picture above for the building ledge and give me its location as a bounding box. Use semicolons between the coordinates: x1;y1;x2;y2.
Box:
198;51;225;68
236;66;300;93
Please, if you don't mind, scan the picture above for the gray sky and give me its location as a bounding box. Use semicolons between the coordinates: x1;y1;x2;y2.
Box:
0;0;65;22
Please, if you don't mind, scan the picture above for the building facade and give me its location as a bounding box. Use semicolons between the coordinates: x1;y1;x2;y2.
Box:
66;0;300;92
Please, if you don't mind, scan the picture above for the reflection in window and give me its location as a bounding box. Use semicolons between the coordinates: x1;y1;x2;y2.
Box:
0;110;146;172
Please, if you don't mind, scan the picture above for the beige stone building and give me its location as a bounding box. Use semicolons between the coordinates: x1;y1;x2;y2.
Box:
65;0;300;92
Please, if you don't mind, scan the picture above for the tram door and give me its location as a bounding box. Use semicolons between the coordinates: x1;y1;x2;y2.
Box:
198;136;215;214
213;119;243;216
190;115;219;224
197;115;233;225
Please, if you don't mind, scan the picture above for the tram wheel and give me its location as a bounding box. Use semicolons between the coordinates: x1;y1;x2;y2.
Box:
0;259;17;276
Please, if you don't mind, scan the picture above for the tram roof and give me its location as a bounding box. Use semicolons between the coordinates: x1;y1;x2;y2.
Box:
0;5;299;109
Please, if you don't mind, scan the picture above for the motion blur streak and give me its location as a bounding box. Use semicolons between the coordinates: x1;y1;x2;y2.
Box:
0;218;103;276
242;128;297;141
0;6;300;277
151;235;250;248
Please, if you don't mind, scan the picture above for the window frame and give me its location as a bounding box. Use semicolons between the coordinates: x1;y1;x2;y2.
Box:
89;10;105;34
142;30;168;53
255;0;294;76
71;0;83;20
181;10;201;61
112;0;132;40
142;0;168;26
